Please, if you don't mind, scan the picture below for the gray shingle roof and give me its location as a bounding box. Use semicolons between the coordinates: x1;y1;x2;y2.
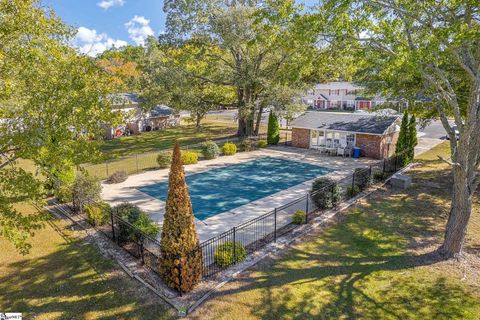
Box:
110;93;139;106
290;112;399;135
150;105;174;117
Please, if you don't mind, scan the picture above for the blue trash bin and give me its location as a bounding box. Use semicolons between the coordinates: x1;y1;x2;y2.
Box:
353;147;361;158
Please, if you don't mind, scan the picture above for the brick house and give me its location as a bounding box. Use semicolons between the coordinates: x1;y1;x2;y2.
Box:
290;112;400;159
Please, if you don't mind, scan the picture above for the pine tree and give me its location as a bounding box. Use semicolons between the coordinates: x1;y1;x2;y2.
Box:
267;111;280;145
160;143;202;293
407;114;418;162
395;111;409;161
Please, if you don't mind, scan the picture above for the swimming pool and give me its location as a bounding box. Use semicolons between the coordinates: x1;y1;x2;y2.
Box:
138;156;333;221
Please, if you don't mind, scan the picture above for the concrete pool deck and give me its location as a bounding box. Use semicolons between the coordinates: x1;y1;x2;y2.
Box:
101;146;376;242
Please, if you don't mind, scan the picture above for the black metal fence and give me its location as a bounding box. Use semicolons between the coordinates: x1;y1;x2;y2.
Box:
95;211;164;276
95;148;412;294
257;129;292;146
79;133;288;180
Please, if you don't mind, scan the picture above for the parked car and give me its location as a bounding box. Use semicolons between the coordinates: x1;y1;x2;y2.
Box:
446;125;460;140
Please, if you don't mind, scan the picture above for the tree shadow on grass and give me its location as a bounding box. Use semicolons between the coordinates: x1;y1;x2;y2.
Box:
0;240;173;320
189;175;480;320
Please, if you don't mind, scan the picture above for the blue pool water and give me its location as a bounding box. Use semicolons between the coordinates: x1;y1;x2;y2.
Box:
138;157;333;221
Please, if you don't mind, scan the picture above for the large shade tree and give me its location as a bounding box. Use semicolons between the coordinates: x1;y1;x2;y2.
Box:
140;38;236;128
0;0;117;253
161;0;320;136
322;0;480;258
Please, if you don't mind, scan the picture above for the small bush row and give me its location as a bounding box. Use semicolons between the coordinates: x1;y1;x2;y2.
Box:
155;139;268;168
201;140;221;159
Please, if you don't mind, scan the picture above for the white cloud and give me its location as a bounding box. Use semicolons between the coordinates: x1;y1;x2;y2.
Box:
74;27;128;57
97;0;125;10
125;15;154;46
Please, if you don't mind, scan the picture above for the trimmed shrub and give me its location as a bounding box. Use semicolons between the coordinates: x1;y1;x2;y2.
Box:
55;184;74;203
160;144;202;293
214;241;247;267
114;203;142;223
181;151;199;165
267;111;280;145
113;203;156;243
222;142;237;156
85;201;111;226
157;152;172;168
238;139;256;152
395;111;409;164
407;114;418;163
72;173;101;214
346;185;361;198
310;177;341;210
354;168;372;190
201;141;220;159
106;170;128;184
373;171;386;182
257;140;268;148
53;164;76;203
292;210;306;224
133;212;160;239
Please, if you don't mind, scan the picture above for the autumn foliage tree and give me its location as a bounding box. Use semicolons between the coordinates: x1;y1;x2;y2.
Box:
160;143;202;292
96;45;144;92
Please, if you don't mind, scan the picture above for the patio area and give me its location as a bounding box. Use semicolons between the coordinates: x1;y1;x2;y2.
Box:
310;129;357;157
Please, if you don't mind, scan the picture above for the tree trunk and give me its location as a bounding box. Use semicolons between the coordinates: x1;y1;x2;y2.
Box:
236;88;255;137
195;112;202;129
439;164;473;258
238;117;248;137
254;104;264;136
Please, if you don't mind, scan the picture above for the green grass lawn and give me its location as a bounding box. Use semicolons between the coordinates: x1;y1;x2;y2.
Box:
82;118;274;179
0;204;174;320
19;117;276;179
188;142;480;320
100;119;239;159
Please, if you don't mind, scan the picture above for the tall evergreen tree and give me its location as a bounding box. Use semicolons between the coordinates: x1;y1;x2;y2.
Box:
395;111;409;158
267;111;280;145
160;143;202;293
407;115;418;162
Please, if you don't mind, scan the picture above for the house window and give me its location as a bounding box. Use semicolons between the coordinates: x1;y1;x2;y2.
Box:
346;133;355;147
311;130;318;147
311;130;325;147
318;131;325;146
325;132;355;147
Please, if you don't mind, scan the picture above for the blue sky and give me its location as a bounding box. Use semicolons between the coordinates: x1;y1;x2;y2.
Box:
43;0;318;56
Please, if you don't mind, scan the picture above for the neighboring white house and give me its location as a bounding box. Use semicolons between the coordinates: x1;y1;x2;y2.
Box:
300;82;390;111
